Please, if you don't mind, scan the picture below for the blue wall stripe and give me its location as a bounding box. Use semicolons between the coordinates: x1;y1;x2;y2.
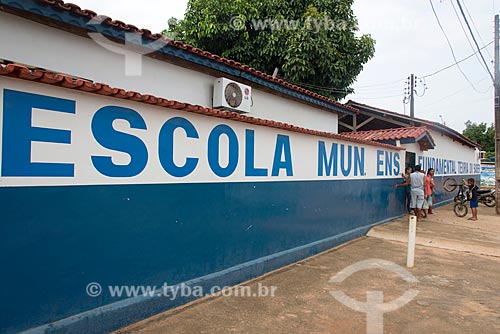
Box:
18;219;397;334
0;174;478;333
1;178;400;333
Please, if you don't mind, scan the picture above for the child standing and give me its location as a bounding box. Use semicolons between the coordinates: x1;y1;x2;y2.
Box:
463;178;478;221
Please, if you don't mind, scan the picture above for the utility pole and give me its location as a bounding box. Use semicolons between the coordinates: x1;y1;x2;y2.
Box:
410;74;415;126
495;15;500;214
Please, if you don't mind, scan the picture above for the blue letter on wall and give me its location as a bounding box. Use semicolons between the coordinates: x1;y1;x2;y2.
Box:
2;89;75;177
340;144;352;177
318;141;338;177
245;129;268;176
208;124;239;177
385;152;393;176
376;150;384;176
272;135;293;176
354;147;365;176
159;117;199;177
91;106;148;177
393;153;401;175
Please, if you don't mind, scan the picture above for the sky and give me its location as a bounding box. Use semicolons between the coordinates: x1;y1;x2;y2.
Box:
73;0;499;132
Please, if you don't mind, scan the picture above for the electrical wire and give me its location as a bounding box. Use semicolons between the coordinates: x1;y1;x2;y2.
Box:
414;77;428;97
422;76;491;108
281;1;495;100
450;0;491;75
455;0;495;82
288;79;406;93
353;79;407;89
422;41;493;78
461;0;494;62
289;81;351;93
428;0;488;93
352;94;405;100
288;82;349;94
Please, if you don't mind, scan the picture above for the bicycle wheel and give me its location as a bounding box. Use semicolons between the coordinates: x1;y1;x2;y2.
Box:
453;202;468;217
443;178;459;192
484;195;496;207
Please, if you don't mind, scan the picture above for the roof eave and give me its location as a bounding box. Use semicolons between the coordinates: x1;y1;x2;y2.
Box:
347;100;480;149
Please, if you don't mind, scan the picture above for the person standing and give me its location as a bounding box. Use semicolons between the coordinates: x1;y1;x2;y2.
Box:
425;168;435;214
463;178;478;221
395;166;412;214
410;165;425;220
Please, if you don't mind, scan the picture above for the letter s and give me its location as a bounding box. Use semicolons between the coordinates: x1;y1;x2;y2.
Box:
91;106;148;177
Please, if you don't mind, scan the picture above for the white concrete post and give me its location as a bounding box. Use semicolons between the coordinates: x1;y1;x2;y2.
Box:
407;215;417;268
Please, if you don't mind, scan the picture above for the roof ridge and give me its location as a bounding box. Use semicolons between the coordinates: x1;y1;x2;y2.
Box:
342;126;427;135
28;0;358;114
340;126;433;142
0;63;402;151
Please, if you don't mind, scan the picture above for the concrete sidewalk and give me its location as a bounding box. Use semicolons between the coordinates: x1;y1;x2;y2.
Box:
117;204;500;334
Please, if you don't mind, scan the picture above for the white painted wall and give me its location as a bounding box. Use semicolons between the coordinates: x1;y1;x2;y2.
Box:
0;12;339;133
425;130;478;162
401;129;480;175
0;76;400;187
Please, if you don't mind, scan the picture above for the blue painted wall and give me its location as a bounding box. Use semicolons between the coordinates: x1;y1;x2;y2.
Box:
1;178;405;333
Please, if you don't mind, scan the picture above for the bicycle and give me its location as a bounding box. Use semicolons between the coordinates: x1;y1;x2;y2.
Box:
444;177;496;215
443;177;469;217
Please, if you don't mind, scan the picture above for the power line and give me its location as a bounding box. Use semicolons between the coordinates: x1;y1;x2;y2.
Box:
353;94;404;100
461;0;494;62
353;79;406;89
414;76;428;97
289;36;493;96
422;76;491;108
450;0;490;75
290;39;492;96
428;0;487;93
290;42;494;95
288;78;406;93
422;41;493;78
290;83;349;94
455;0;495;82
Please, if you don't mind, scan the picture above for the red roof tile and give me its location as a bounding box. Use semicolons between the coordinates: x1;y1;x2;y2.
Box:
0;63;403;151
22;0;358;114
341;127;433;142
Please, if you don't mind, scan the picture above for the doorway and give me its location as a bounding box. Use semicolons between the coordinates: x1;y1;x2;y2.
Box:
406;152;416;169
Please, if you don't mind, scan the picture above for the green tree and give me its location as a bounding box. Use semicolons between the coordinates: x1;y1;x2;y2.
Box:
463;121;495;158
164;0;375;100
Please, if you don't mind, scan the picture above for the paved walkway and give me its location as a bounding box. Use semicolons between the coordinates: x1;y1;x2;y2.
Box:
117;204;500;334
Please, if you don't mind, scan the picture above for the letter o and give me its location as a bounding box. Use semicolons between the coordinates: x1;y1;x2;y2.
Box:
207;125;239;177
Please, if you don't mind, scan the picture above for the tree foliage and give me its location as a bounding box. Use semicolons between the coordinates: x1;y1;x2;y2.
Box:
164;0;375;100
463;121;495;157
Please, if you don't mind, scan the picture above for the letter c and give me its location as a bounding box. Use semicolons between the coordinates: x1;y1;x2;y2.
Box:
158;117;199;177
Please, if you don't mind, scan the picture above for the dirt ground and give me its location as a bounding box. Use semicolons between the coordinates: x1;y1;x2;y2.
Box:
117;204;500;334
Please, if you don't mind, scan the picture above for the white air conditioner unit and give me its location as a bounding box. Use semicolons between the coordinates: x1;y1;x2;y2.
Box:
213;78;252;113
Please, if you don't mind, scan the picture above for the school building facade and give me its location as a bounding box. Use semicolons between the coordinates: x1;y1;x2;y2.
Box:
0;1;481;333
